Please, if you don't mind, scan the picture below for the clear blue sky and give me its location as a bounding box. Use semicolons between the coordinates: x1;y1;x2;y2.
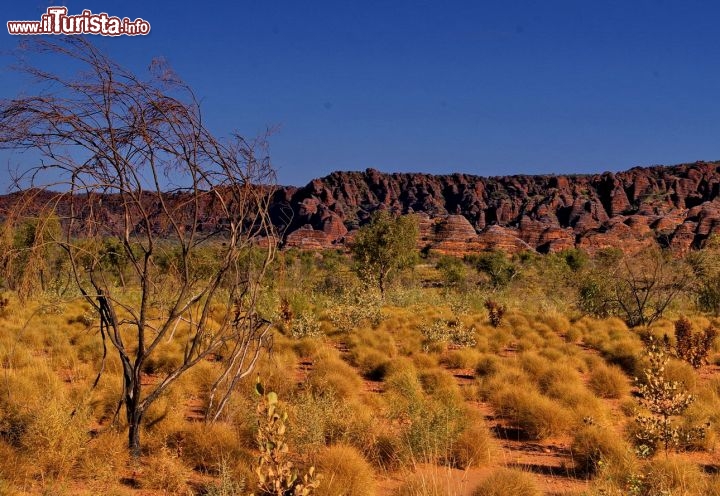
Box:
2;1;720;189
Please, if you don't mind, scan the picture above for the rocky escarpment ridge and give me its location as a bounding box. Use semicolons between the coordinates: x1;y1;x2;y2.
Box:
275;161;720;255
3;161;720;256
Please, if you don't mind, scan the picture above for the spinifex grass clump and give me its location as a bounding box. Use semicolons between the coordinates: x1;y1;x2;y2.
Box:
588;363;631;399
570;421;630;475
314;444;376;496
471;468;542;496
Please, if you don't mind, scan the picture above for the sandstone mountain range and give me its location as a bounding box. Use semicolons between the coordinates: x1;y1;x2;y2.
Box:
275;160;720;255
3;160;720;256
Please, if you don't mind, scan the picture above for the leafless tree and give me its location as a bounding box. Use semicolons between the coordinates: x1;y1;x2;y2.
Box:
610;249;688;327
0;37;277;456
579;248;689;327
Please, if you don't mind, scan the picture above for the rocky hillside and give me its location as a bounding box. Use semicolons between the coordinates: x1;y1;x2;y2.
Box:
3;161;720;256
275;161;720;255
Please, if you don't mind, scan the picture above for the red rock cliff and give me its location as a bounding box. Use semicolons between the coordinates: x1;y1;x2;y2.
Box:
4;161;720;256
274;161;720;255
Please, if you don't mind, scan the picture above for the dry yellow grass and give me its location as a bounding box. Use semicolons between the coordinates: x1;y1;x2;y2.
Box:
2;282;720;496
471;468;542;496
489;385;572;440
588;363;630;399
315;444;376;496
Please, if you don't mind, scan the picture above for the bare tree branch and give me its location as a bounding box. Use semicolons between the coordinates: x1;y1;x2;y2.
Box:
0;37;277;456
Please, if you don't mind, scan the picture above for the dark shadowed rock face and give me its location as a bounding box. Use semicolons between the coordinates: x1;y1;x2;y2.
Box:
4;161;720;255
276;161;720;255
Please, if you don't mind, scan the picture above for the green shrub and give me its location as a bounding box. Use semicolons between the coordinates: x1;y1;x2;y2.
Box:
419;319;476;349
634;342;706;457
436;256;469;289
325;289;383;332
290;313;323;339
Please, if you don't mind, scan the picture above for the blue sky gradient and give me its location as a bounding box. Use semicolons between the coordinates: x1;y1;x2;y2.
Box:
1;1;720;188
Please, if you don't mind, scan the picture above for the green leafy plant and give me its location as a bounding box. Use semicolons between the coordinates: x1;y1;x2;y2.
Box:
419;319;476;350
634;340;707;457
325;290;383;333
289;313;323;339
252;380;321;496
350;211;419;297
465;250;519;289
436;256;469;290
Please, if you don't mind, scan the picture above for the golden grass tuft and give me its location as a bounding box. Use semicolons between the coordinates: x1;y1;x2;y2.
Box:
139;447;190;493
350;345;392;380
490;385;571;440
448;410;494;469
641;456;707;496
441;348;481;369
418;368;461;400
316;444;376;496
168;422;246;473
536;362;582;393
474;354;501;378
471;468;542;496
306;352;363;400
588;363;630;399
391;473;446;496
663;358;698;391
76;430;129;486
570;424;629;475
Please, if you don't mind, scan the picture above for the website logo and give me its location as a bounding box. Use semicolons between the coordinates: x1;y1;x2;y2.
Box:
7;7;151;36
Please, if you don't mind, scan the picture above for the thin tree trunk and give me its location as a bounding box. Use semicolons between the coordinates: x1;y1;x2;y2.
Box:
125;371;143;458
127;397;144;458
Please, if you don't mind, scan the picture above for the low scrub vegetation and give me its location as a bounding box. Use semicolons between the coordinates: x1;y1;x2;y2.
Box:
0;236;719;495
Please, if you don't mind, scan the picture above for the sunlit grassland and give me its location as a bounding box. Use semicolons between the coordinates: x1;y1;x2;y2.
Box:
0;248;719;495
